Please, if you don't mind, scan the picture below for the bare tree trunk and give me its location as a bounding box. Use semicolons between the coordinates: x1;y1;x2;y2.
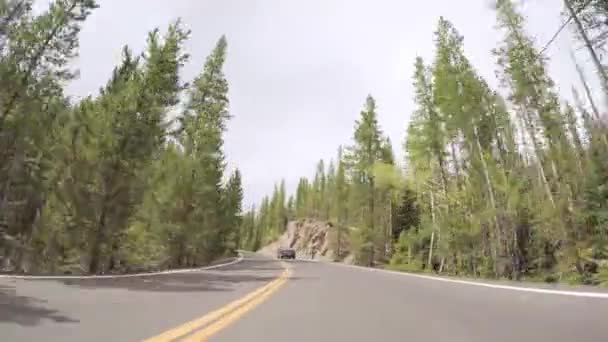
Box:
450;141;462;190
408;244;412;264
0;179;10;230
427;190;436;269
522;109;557;207
388;199;393;256
368;176;375;267
570;50;602;121
570;50;608;150
565;0;608;100
473;125;503;276
89;206;107;274
428;231;435;270
336;224;342;260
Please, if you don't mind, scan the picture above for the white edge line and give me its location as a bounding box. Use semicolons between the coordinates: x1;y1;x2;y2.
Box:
325;260;608;299
0;252;244;280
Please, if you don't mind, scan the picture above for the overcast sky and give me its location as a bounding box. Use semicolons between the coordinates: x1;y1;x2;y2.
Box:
53;0;601;207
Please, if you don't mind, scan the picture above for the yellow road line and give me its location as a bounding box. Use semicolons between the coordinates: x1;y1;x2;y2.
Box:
181;268;292;342
142;263;291;342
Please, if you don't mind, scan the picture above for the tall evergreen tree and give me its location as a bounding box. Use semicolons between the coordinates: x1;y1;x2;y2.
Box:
180;35;231;263
224;169;244;251
346;95;385;266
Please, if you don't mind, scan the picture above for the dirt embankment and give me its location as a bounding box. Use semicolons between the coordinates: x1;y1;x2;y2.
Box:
258;219;354;264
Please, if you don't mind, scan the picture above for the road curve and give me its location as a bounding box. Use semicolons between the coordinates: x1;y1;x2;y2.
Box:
2;252;608;342
0;253;283;342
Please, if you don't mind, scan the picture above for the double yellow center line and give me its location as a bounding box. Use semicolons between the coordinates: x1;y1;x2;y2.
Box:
143;263;292;342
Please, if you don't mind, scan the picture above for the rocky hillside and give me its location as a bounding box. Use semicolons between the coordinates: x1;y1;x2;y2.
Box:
259;219;354;263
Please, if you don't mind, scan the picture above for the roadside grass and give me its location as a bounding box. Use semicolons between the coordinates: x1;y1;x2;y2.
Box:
383;263;608;288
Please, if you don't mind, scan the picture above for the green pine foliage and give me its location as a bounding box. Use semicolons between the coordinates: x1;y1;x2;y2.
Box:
249;0;608;285
2;0;607;285
0;3;243;274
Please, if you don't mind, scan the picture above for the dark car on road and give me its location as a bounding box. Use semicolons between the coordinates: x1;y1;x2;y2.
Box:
277;247;296;259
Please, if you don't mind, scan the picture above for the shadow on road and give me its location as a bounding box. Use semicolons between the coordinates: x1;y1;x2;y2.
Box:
0;284;79;326
23;259;310;293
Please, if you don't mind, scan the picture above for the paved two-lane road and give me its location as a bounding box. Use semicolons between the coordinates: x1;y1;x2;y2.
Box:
2;253;608;341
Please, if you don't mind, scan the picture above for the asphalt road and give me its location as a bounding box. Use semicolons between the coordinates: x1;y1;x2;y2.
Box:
2;252;608;342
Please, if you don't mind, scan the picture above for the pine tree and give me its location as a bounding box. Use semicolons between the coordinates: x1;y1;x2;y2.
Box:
332;147;350;259
569;0;608;58
334;147;349;226
239;208;257;250
267;180;286;237
223;169;244;251
295;177;311;218
346;95;385;266
312;160;326;219
325;160;336;221
494;0;589;277
51;20;191;273
180;35;231;264
433;16;509;275
0;0;98;272
255;196;270;248
405;56;445;271
278;179;287;231
286;195;295;220
0;9;252;274
495;0;565;208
